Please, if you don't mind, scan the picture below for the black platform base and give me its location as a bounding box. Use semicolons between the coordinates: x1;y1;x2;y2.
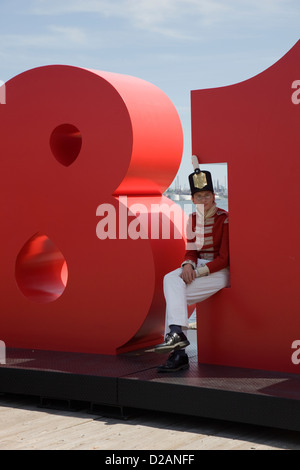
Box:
1;331;300;432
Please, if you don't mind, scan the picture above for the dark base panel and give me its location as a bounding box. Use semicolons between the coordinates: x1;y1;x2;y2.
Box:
1;332;300;432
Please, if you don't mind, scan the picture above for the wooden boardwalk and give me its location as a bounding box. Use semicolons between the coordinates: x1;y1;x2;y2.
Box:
0;393;300;450
1;326;300;450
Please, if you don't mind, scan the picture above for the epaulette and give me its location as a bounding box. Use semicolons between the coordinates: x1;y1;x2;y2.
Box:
216;208;228;223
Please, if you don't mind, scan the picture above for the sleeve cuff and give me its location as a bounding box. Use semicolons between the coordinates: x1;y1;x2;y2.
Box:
181;260;196;269
195;265;210;278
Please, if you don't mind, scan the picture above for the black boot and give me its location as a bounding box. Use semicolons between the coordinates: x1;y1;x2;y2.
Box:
157;350;189;373
154;332;190;354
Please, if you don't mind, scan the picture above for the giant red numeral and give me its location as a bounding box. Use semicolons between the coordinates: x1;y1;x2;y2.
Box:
191;40;300;373
0;65;184;354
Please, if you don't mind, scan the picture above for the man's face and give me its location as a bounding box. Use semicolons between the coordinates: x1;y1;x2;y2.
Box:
192;191;215;211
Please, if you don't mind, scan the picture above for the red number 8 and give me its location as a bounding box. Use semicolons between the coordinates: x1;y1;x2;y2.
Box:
0;65;184;354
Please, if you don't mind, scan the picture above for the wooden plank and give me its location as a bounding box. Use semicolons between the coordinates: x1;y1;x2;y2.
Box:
0;395;299;450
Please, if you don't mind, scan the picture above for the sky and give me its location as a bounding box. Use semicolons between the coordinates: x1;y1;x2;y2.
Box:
0;0;299;190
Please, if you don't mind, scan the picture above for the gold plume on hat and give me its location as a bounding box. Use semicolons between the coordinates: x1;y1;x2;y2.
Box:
191;155;207;189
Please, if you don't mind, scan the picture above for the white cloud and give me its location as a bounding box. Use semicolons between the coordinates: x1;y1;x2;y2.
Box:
30;0;231;26
30;0;298;20
30;0;132;18
29;0;300;40
47;25;87;45
0;25;87;50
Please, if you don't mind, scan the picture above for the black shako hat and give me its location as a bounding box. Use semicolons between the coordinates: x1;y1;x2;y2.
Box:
189;155;214;195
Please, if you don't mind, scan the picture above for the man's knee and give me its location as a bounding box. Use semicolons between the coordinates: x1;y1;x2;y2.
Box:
163;268;182;287
163;270;174;287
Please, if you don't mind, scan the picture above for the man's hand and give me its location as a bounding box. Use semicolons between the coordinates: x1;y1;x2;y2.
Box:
181;263;196;284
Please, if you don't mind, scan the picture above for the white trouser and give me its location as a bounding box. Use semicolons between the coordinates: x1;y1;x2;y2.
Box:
163;260;230;333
